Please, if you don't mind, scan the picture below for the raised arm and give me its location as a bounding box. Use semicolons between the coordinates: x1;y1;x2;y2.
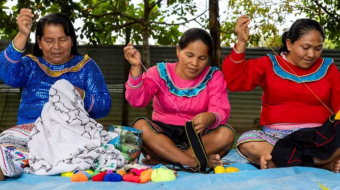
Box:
124;42;159;108
222;15;267;92
0;8;34;87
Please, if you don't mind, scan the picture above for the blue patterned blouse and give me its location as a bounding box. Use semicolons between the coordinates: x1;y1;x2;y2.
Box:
0;41;111;125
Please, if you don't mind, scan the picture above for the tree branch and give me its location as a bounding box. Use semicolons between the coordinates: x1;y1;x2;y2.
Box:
89;12;140;22
311;0;340;22
111;21;138;30
150;0;162;10
150;10;207;25
92;0;107;10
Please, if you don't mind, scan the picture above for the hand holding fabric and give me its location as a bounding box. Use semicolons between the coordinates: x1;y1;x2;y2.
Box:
192;112;216;134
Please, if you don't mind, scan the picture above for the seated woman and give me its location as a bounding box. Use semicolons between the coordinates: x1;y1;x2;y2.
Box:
0;9;111;180
124;28;235;168
223;15;340;172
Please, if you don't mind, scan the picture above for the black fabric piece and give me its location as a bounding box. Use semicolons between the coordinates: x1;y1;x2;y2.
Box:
172;121;213;173
184;121;209;173
271;114;340;167
151;120;189;145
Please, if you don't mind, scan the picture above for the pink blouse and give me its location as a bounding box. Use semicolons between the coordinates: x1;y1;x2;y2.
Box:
125;62;230;129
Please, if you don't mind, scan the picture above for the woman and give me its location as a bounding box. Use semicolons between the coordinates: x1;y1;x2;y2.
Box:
223;15;340;172
0;9;111;180
124;28;235;168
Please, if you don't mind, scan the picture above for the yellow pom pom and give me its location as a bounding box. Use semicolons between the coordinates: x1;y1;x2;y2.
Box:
225;167;239;173
85;170;94;175
335;110;340;120
214;166;225;174
61;172;74;177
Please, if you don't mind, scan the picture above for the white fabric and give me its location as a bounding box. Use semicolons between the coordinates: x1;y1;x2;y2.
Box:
26;79;124;175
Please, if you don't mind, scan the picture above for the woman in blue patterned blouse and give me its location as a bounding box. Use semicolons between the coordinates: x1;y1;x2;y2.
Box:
0;8;111;180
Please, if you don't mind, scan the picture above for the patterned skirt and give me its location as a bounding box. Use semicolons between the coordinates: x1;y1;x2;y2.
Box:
236;123;322;163
0;123;34;177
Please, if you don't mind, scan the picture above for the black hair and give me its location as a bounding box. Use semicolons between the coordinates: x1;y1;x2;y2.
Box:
279;18;324;54
178;28;214;55
33;13;79;56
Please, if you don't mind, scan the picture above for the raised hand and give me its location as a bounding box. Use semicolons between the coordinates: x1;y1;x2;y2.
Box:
17;8;34;37
124;42;142;77
124;42;142;67
235;15;250;44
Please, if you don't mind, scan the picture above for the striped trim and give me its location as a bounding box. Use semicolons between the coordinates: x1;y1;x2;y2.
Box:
26;54;91;77
229;55;244;64
268;54;332;83
87;94;94;112
210;112;221;129
0;148;8;170
233;46;245;54
157;62;218;97
82;90;86;100
4;50;21;64
130;71;142;79
266;123;322;130
12;41;25;53
127;80;142;89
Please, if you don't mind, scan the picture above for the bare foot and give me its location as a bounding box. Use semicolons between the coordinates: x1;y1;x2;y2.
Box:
260;154;276;169
320;157;340;173
208;154;223;168
0;168;4;181
141;154;171;165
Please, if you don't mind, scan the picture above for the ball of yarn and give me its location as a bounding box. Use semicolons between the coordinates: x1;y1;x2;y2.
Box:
71;173;88;182
140;169;153;183
106;170;113;174
225;167;239;173
214;166;226;174
117;170;127;176
131;168;147;176
90;170;100;179
92;172;107;182
123;174;141;183
61;172;74;177
85;170;94;175
80;171;90;178
103;173;123;182
151;168;176;182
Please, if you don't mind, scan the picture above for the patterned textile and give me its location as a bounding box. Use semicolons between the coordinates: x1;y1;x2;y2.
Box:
26;79;124;175
0;123;34;177
236;124;321;163
0;41;111;125
272;115;340;167
266;123;323;130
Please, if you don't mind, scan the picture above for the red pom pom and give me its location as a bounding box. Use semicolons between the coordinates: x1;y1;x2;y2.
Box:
123;174;141;183
92;172;107;182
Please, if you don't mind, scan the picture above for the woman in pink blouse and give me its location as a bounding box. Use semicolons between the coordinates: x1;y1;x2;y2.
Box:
124;28;235;168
